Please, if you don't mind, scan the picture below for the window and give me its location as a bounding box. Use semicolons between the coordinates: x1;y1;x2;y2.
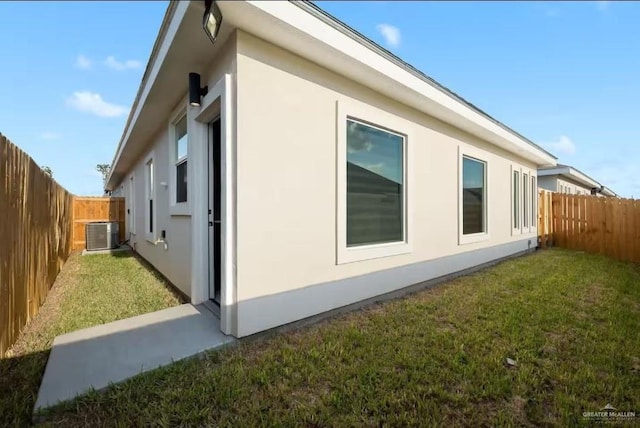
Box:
336;100;412;264
175;116;188;203
531;176;536;229
129;175;135;235
145;155;155;241
523;173;529;228
513;170;520;230
346;119;404;247
461;155;487;237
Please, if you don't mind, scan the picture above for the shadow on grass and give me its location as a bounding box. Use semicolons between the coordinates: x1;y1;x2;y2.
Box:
0;349;50;427
114;249;189;303
108;250;134;259
90;247;187;303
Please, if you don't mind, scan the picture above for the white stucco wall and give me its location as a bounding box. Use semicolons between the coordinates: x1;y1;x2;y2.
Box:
233;31;540;335
116;126;192;297
114;34;238;298
538;175;594;195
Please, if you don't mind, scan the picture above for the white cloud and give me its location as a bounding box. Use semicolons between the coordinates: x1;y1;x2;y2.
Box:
39;131;61;140
366;163;385;175
104;56;142;71
347;121;373;153
376;24;401;48
66;91;129;118
75;54;92;70
596;1;609;11
541;135;577;156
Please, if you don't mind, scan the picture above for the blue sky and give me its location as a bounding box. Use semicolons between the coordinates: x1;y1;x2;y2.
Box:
1;1;638;197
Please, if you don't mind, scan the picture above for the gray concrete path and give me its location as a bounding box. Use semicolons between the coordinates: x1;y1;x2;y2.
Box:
35;304;235;411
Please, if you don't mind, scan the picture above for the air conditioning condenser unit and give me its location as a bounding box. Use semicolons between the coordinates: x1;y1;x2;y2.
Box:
86;222;119;251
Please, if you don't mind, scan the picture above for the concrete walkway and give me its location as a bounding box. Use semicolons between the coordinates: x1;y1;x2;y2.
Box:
35;304;235;411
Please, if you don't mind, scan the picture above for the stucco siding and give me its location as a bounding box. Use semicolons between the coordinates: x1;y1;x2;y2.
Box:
113;34;238;298
538;175;594;195
115;127;192;297
234;31;539;335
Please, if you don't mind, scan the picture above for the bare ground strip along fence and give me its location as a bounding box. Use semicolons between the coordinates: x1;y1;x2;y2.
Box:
0;134;74;355
1;134;126;355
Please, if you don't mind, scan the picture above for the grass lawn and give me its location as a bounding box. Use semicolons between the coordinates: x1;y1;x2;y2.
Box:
0;251;183;427
32;249;640;427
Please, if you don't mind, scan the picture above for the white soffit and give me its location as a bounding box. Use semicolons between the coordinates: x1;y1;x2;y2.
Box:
224;0;556;166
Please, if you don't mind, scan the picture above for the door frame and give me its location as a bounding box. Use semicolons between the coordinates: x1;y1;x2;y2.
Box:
189;73;236;336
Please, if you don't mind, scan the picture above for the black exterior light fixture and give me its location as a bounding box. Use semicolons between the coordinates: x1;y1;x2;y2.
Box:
203;0;223;44
189;72;208;107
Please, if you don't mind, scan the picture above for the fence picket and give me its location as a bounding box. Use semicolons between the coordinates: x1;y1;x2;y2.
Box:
1;134;125;355
539;192;639;263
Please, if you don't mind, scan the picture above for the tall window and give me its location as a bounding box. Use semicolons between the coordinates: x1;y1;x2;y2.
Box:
129;175;135;235
513;171;520;229
146;158;154;235
346;119;404;247
462;156;486;235
531;176;536;228
523;173;529;228
175;116;188;203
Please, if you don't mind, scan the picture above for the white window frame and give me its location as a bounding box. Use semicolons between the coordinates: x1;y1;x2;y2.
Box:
523;172;529;230
531;175;537;233
458;145;489;245
169;102;190;216
336;99;414;264
511;166;521;236
144;151;156;243
512;165;535;235
128;173;136;236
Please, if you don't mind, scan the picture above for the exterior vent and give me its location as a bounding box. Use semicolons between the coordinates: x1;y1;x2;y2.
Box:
86;222;119;251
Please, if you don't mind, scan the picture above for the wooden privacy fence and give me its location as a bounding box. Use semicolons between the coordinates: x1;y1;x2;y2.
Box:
72;197;125;250
538;190;640;263
1;134;126;355
0;134;74;355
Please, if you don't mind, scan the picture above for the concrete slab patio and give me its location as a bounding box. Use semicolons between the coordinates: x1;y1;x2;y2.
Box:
35;304;235;411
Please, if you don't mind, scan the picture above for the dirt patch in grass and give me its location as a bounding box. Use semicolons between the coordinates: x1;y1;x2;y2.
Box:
4;254;82;359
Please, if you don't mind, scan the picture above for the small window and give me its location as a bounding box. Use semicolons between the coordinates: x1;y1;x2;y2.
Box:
175;116;188;203
129;175;135;235
531;176;536;229
523;173;529;228
462;156;486;235
346;119;404;247
513;170;520;229
146;158;154;235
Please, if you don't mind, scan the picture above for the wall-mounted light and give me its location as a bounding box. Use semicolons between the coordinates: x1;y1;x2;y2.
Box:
189;72;208;107
203;0;223;44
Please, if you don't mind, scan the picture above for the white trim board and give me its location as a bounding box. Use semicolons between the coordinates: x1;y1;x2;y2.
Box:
190;74;237;337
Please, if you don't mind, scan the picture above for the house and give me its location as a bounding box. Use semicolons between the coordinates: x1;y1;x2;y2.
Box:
537;164;617;197
105;0;557;338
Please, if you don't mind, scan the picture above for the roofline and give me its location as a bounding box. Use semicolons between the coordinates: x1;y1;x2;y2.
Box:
106;1;178;189
292;0;556;162
107;0;557;190
537;165;602;190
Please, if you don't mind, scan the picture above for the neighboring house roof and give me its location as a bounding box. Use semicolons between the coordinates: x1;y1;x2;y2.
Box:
600;186;618;197
538;164;617;196
106;0;557;190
